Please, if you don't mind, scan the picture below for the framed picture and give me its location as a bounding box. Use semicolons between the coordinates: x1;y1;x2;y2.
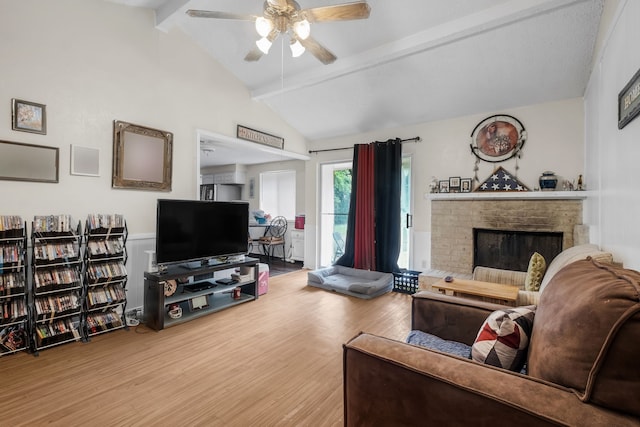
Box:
470;114;526;163
12;99;46;134
618;67;640;129
449;176;461;192
112;120;173;191
438;180;450;193
0;140;58;183
461;178;472;193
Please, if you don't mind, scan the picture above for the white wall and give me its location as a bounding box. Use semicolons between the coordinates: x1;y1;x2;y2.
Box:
584;0;640;270
0;0;307;234
305;98;585;270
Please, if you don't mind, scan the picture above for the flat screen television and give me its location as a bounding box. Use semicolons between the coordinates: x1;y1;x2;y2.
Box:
155;199;249;267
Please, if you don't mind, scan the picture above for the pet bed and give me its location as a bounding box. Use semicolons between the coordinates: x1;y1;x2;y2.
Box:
307;265;393;299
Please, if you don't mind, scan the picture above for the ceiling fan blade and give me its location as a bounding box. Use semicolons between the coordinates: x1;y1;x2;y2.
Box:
186;9;256;21
244;47;264;62
304;2;370;22
299;36;337;65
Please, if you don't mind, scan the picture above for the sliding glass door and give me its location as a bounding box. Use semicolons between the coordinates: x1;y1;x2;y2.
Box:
318;156;412;269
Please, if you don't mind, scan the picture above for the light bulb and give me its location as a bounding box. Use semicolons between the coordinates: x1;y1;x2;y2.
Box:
256;37;272;54
255;17;273;38
293;19;310;40
290;39;305;57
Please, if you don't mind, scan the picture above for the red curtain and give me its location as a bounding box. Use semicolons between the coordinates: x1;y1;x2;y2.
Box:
353;144;376;270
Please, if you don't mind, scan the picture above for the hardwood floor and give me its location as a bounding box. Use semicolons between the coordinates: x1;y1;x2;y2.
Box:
0;270;412;426
253;254;304;277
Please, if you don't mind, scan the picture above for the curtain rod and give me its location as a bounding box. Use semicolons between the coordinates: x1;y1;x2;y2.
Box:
308;136;421;154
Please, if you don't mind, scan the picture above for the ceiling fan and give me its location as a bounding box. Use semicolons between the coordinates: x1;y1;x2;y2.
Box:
186;0;371;65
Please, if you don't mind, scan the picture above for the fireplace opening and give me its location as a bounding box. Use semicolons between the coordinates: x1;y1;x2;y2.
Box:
473;228;563;272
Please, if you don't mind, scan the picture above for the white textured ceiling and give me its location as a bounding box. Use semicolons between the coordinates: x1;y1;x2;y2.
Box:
105;0;603;163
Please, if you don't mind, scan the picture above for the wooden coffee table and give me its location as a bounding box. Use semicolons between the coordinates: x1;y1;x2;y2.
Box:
431;278;519;306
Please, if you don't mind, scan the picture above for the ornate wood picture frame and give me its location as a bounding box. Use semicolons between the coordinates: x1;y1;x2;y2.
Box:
112;120;173;191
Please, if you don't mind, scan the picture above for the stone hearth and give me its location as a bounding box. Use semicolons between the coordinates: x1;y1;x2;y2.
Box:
429;193;586;275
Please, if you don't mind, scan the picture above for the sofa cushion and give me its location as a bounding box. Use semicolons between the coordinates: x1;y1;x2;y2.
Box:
406;330;471;358
471;306;535;372
527;258;640;417
524;252;546;291
539;244;613;292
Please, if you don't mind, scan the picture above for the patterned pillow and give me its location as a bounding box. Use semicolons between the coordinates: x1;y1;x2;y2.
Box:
471;306;536;372
525;252;546;291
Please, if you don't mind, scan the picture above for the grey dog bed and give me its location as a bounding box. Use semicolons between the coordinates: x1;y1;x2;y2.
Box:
307;265;393;299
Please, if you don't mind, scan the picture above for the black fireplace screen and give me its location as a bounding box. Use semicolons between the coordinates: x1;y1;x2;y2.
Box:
473;228;563;272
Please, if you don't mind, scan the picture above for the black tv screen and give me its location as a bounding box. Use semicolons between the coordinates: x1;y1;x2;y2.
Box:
155;199;249;266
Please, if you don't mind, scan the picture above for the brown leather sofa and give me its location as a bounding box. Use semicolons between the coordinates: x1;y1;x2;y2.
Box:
343;258;640;426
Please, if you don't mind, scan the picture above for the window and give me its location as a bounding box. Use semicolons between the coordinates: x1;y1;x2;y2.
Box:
260;170;296;219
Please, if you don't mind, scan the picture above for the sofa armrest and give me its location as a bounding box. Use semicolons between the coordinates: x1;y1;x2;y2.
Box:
473;266;527;288
343;333;640;426
411;291;506;345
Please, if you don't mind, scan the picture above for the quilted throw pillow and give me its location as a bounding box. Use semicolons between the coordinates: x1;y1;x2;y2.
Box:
525;252;546;291
471;306;536;372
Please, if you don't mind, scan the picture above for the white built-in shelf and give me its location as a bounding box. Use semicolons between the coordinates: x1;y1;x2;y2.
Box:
426;191;590;201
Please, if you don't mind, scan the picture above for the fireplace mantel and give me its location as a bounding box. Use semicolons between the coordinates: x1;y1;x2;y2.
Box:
427;191;588;201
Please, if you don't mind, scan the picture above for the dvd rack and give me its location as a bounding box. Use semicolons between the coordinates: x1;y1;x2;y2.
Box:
30;215;84;354
0;217;29;356
83;214;128;338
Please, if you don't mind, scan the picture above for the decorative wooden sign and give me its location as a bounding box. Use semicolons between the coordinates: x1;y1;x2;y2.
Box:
237;125;284;149
618;67;640;129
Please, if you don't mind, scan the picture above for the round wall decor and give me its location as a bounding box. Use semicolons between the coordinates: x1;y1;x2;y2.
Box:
470;114;526;163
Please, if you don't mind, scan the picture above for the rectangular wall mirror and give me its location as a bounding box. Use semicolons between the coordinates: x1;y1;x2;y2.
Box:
112;120;173;191
0;140;59;183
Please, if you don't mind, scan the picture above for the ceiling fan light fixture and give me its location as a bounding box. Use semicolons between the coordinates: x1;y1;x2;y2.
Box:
255;16;273;37
256;36;273;54
290;39;305;57
293;19;310;40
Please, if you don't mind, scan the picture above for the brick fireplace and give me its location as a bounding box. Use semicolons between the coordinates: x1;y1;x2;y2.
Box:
430;193;586;275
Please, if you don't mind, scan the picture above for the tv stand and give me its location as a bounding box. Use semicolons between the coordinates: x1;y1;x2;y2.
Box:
144;257;259;330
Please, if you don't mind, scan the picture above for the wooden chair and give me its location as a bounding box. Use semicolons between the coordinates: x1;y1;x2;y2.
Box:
258;216;288;262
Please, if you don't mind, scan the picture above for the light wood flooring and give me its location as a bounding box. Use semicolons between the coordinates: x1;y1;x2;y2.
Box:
0;270;412;426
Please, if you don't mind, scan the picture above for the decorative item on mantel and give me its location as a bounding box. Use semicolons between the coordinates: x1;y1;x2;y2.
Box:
474;166;529;192
539;171;558;191
429;176;439;193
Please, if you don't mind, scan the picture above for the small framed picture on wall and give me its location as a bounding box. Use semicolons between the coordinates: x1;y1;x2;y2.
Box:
439;180;450;193
12;98;46;134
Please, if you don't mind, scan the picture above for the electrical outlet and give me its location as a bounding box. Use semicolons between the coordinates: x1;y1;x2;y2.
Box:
421;260;427;268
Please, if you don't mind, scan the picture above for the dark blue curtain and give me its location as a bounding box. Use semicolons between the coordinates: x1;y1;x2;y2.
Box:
335;138;402;273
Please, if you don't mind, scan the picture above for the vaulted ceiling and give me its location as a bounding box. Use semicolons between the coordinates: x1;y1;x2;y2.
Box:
105;0;604;143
